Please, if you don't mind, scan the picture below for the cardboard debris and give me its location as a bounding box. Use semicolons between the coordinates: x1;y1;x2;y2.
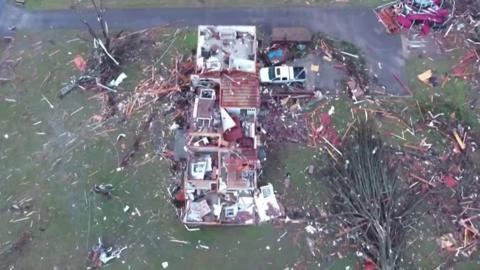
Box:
417;69;433;86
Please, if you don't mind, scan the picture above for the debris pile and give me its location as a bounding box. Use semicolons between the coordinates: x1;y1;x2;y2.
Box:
451;0;480;46
55;10;198;173
93;183;114;197
305;111;341;151
258;34;369;148
411;113;480;257
311;37;369;99
259;95;311;144
59;4;192;125
261;27;312;65
88;238;127;269
450;49;480;82
0;37;16;83
121;58;194;119
376;0;455;35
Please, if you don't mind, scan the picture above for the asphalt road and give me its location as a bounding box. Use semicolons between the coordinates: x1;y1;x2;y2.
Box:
0;4;407;95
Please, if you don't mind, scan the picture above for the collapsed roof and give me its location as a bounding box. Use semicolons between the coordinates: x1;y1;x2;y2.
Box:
220;72;260;109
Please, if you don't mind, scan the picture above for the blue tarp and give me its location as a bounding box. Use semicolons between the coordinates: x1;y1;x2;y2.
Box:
267;49;284;60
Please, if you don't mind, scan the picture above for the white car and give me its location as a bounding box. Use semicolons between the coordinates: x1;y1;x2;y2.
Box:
259;66;306;84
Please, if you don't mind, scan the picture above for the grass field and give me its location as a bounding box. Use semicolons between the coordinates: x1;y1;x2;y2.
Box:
17;0;390;10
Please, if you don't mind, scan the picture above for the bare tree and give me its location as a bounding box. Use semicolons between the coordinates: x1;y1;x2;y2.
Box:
326;121;425;269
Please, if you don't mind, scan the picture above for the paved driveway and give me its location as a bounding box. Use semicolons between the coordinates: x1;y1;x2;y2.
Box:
1;5;407;95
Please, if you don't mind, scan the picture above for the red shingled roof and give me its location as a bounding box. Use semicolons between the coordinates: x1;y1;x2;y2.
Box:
220;72;260;108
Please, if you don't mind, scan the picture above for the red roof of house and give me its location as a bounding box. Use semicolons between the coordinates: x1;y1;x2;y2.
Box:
220;72;260;108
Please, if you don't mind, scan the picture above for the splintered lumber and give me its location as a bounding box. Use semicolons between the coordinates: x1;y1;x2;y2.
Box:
453;130;466;151
353;107;411;128
404;143;429;153
119;111;156;167
392;72;412;95
322;136;342;156
410;173;436;187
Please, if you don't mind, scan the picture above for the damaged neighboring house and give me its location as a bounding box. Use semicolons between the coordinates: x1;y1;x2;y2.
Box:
180;26;282;226
376;0;453;35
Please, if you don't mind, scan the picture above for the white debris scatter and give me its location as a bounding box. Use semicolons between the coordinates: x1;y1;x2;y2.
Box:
328;105;335;116
169;122;180;131
196;244;210;250
305;225;317;234
116;133;126;141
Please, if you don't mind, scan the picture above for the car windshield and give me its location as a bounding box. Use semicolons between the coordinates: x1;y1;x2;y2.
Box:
268;67;276;80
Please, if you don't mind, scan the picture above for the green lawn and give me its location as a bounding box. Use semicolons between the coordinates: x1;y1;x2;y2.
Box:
406;55;480;131
17;0;391;10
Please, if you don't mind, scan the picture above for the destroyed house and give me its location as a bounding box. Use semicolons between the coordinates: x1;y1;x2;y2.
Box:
196;25;257;73
189;72;260;143
181;26;281;225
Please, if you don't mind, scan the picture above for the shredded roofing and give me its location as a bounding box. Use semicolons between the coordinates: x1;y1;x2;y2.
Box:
220;72;260;108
